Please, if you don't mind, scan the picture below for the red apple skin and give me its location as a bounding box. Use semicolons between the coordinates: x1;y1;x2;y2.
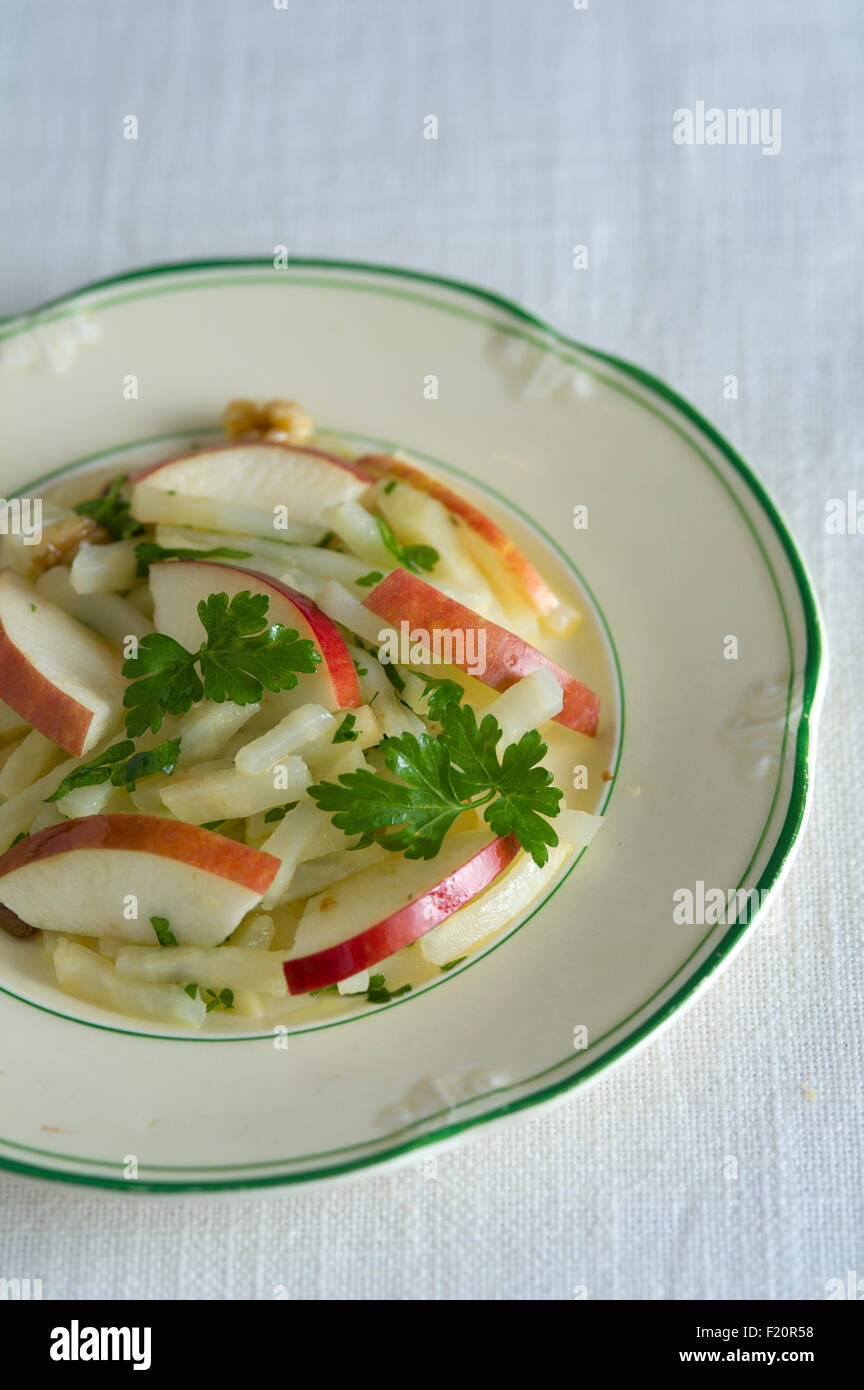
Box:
246;570;362;711
363;570;600;737
358;452;559;617
152;561;362;710
0;814;280;895
0;621;92;755
284;833;520;994
133;440;372;487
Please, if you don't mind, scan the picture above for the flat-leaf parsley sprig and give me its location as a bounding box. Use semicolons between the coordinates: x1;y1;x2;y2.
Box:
122;590;321;737
134;541;253;577
73;475;144;540
374;515;439;575
309;701;562;867
46;737;182;801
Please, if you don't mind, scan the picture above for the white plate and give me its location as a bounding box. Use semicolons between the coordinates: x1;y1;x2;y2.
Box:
0;261;825;1192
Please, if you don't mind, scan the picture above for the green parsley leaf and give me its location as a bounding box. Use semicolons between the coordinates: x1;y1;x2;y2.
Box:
10;831;28;847
73;475;144;540
263;801;298;824
366;974;412;1004
45;737;181;800
122;635;204;739
134;541;252;577
332;713;359;743
196;591;320;703
419;675;465;721
354;570;384;588
199;819;226;830
374;515;439;574
120;738;182;792
381;661;405;694
122;590;320;736
352;659;368;676
183;982;199;999
316;531;335;549
440;957;466;971
383;480;398;495
309;702;562;866
203;987;234;1013
151;916;177;947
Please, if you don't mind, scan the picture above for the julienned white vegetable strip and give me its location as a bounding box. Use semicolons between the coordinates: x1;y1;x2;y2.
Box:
375;482;494;611
310;745;367;785
234;704;334;776
338;969;370;996
125;584;155;618
300;705;380;770
28;804;65;834
280;844;388;902
0;730;64;800
230;913;275;949
231;990;264;1018
114;945;289;994
346;644;426;739
159;756;310;823
258;801;346;908
132;484;324;544
153;528;371;587
276;547;374;586
314;580;385;645
0;753;93;848
55;781;127;820
153;525;299;565
35;566;155;643
53;940;206;1026
483;667;564;747
0;699;28;740
70;539;139;595
322;499;393;567
175;701;262;765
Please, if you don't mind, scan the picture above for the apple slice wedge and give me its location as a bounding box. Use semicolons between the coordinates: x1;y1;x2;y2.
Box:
149;560;361;711
363;569;600;736
0;814;280;946
359;452;560;618
0;570;125;756
132;441;371;531
420;810;603;965
284;830;519;993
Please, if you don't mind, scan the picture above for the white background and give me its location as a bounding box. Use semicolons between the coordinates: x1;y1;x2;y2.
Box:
0;0;861;1300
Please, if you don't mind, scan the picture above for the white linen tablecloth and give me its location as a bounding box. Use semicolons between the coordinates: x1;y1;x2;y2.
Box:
0;0;860;1300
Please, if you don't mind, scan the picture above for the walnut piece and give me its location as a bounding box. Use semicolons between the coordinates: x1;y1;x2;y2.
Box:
222;397;314;444
28;515;111;576
0;903;36;939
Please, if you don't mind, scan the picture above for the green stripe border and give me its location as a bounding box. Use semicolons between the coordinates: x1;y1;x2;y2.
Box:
0;259;825;1193
0;425;625;1040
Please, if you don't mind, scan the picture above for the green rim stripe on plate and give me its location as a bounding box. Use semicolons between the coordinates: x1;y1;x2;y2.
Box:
0;259;824;1191
1;425;625;1043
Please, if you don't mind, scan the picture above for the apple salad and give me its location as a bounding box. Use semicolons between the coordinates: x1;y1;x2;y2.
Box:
0;400;603;1028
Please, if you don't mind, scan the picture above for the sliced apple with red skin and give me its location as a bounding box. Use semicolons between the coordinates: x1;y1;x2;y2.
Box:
132;441;371;530
0;814;279;946
0;570;125;756
149;560;361;711
363;569;599;736
359;452;559;617
284;830;520;994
